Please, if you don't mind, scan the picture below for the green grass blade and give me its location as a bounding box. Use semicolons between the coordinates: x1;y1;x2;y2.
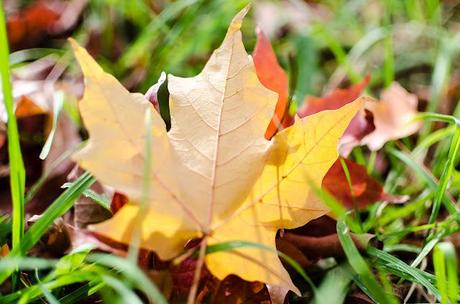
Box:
18;172;95;255
39;91;65;160
383;0;394;86
100;275;143;304
313;25;360;83
387;148;457;214
35;269;61;304
413;125;455;156
313;263;352;304
336;217;397;304
374;193;432;228
368;246;440;299
58;283;101;304
433;242;458;304
428;126;460;225
0;0;26;251
0;172;95;284
118;0;200;70
87;254;168;304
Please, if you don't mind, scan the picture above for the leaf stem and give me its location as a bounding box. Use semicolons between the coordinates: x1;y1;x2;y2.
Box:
187;236;208;304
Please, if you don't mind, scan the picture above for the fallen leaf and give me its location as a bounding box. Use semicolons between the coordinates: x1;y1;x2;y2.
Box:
70;7;363;295
253;28;292;140
252;31;373;155
280;216;375;263
361;82;421;150
298;76;373;156
281;231;373;260
27;217;71;258
7;1;62;50
252;39;379;210
7;0;86;50
298;76;370;117
169;257;218;303
322;158;407;209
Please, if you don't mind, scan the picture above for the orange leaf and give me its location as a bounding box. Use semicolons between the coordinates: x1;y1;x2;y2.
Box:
253;28;292;140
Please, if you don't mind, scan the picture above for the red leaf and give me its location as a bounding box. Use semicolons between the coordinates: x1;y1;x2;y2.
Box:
253;28;293;140
298;75;371;117
7;1;62;50
169;257;218;303
322;158;406;209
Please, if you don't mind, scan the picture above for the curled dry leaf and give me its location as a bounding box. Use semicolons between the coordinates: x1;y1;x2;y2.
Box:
145;72;167;112
70;7;363;294
361;82;421;150
280;215;374;263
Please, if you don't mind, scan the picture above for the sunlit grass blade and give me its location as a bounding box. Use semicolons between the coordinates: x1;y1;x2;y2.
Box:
39;90;65;160
413;125;455;156
0;0;26;251
5;271;100;303
100;275;143;304
8;48;64;67
428;126;460;225
58;283;101;304
0;257;57;272
433;242;459;304
35;270;60;304
383;0;394;87
368;246;441;300
371;192;432;228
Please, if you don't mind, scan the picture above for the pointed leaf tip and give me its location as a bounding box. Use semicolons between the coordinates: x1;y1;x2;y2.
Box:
68;37;80;51
229;5;250;32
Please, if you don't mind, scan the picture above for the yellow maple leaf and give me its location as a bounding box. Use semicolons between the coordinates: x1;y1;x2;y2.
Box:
70;7;364;295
